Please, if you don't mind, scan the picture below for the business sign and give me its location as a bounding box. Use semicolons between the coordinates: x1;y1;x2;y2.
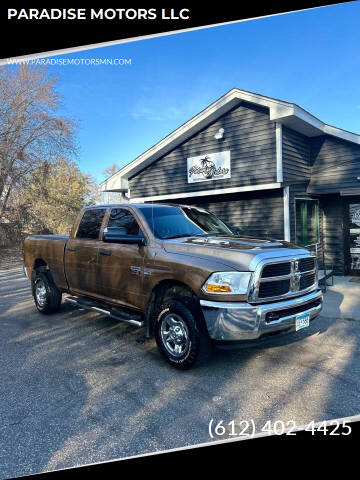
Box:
187;151;231;183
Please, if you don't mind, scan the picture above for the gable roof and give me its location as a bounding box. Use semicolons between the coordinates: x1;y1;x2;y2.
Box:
100;88;360;192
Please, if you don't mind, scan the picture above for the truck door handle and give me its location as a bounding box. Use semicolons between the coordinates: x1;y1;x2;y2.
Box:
99;249;111;256
67;247;76;252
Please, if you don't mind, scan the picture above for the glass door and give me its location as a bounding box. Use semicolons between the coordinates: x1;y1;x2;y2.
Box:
349;203;360;275
295;198;320;247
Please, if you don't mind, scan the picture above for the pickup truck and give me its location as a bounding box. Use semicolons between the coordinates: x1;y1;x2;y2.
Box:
23;203;323;369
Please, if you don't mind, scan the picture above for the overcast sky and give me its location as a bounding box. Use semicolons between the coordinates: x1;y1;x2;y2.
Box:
46;2;360;183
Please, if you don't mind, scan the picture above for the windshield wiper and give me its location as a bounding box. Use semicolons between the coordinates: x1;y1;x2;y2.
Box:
208;233;237;237
192;232;235;238
162;233;207;239
163;232;237;239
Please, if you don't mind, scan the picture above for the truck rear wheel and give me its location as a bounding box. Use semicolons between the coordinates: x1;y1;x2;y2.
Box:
154;298;213;369
32;271;62;314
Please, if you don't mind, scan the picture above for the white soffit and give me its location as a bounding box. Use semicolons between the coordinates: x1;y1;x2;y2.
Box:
100;88;360;192
340;189;360;196
101;175;129;193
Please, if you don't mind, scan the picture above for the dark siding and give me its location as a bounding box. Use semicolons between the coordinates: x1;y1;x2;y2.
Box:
282;127;311;183
168;189;284;240
319;194;345;275
129;102;276;198
309;136;360;193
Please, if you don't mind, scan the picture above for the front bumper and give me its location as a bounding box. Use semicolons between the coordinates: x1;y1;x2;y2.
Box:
200;289;323;342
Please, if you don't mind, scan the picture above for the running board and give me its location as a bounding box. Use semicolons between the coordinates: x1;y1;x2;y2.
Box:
65;296;144;327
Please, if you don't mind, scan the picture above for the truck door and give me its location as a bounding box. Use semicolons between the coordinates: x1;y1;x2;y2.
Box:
95;207;147;310
64;207;107;295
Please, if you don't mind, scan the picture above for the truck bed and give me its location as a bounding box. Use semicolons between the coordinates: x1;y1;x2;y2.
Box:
24;234;69;290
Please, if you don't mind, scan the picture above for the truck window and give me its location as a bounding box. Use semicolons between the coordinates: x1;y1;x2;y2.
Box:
137;205;232;239
107;208;143;236
76;209;107;240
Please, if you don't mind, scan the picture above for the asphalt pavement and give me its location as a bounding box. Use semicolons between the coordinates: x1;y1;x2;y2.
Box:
1;264;360;478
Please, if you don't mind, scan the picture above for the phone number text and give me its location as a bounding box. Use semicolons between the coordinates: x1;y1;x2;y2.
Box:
208;419;352;438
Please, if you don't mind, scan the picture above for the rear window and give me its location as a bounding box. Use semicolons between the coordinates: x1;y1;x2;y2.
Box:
76;209;107;240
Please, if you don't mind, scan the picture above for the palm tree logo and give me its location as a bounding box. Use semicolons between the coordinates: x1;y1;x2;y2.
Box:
200;155;216;179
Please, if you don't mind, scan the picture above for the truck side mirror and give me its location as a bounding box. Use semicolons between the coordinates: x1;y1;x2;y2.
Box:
103;227;146;245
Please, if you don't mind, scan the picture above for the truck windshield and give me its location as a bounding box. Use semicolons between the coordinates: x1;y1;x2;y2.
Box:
137;205;234;239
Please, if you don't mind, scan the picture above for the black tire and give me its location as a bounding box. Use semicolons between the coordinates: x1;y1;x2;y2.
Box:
154;297;213;370
32;271;62;314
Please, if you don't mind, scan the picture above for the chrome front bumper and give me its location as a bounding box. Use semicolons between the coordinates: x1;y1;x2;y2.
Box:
200;289;323;342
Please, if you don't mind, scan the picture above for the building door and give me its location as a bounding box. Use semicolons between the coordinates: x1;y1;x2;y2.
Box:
295;198;320;248
347;202;360;276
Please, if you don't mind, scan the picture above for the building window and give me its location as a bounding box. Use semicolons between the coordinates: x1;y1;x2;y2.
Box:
295;199;319;247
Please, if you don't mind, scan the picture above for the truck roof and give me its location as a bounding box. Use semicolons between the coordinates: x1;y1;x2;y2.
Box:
84;203;189;209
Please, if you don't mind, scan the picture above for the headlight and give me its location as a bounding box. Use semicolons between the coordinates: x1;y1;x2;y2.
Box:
202;272;252;295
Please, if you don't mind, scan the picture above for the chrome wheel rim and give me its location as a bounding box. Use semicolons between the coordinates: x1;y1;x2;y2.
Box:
35;279;47;307
160;313;190;357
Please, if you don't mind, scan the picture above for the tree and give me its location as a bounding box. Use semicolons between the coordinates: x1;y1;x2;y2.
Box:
0;65;77;220
103;163;119;179
18;157;101;235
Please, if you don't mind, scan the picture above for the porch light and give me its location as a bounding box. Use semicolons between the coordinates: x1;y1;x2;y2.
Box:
214;128;225;140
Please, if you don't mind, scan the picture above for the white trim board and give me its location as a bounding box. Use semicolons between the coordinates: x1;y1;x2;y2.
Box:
276;122;283;183
283;186;290;242
129;182;281;203
101;87;360;193
340;189;360;196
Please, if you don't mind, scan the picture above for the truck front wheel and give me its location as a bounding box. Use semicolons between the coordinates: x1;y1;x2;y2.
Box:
32;271;62;314
154;298;213;369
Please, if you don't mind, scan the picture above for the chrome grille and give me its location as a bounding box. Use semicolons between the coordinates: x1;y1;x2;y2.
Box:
300;272;316;290
259;279;290;298
298;258;315;272
251;256;317;302
262;262;291;278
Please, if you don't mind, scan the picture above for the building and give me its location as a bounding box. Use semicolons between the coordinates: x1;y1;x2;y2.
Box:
100;88;360;275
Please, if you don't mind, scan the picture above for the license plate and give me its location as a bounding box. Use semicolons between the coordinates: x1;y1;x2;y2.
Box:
295;312;310;331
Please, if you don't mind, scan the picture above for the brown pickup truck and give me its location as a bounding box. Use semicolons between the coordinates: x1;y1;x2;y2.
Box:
23;203;323;369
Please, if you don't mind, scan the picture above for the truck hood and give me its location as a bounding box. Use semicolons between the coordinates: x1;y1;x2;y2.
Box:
163;235;311;271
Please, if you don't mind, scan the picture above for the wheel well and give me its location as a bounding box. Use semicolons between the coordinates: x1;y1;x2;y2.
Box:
33;258;48;272
145;280;199;337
